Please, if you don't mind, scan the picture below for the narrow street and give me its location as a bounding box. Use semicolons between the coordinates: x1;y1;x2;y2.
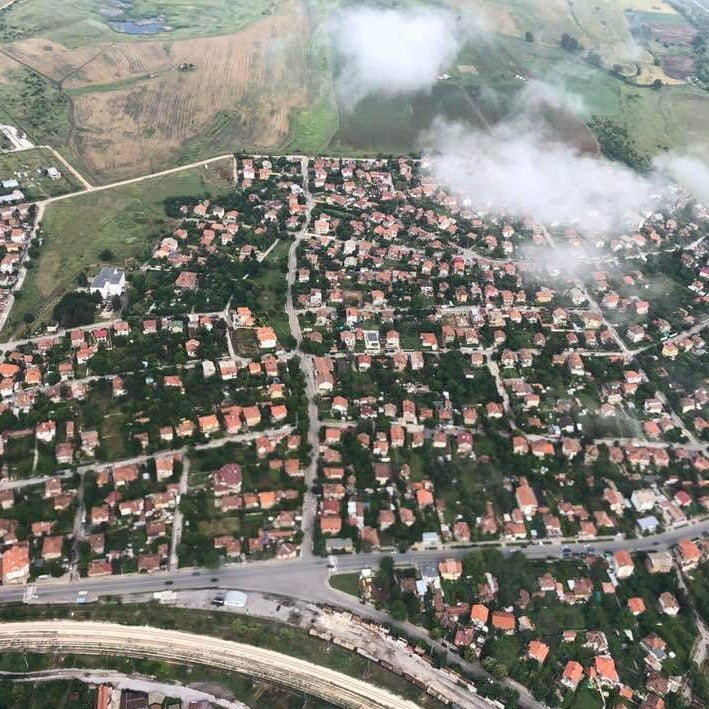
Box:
69;472;86;580
169;456;191;571
285;157;319;557
0;669;247;709
675;567;709;667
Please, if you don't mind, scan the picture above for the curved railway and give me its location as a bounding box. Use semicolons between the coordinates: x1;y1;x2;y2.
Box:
0;620;421;709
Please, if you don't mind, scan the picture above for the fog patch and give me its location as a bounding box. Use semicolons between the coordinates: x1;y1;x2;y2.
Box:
330;5;487;108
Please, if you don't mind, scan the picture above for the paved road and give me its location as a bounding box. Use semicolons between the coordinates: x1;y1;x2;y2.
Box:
631;314;709;355
0;621;422;709
285;157;319;558
169;455;190;571
6;514;707;608
0;318;123;354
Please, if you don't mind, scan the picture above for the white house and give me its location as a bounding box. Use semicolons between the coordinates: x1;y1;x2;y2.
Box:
90;267;126;300
631;489;656;512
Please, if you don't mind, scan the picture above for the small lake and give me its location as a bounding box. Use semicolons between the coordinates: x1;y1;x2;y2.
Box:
109;17;167;35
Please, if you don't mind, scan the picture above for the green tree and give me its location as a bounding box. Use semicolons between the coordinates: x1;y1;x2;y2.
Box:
491;663;508;680
390;600;407;621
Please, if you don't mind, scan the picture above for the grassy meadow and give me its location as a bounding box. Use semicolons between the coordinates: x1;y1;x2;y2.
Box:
4;159;232;337
0;147;82;200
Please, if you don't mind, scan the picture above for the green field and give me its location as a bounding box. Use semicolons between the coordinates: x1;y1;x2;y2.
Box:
0;0;279;45
0;0;707;172
285;0;339;153
3;158;232;337
0;147;82;200
332;83;488;155
0;68;72;147
326;5;709;160
329;572;361;597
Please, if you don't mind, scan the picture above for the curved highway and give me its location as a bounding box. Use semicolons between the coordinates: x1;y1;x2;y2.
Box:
0;620;421;709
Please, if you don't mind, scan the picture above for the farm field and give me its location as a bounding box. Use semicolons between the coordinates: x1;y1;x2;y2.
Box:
0;0;314;183
0;0;706;178
0;147;82;200
617;82;709;159
3;158;232;337
332;84;490;155
330;0;709;159
62;10;311;182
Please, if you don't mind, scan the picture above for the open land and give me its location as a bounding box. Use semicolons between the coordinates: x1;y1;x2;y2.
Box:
0;147;82;200
0;0;314;182
3;157;232;335
0;0;706;181
0;153;708;709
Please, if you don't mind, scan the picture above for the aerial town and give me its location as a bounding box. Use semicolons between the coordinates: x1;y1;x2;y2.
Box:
0;148;708;709
2;0;709;708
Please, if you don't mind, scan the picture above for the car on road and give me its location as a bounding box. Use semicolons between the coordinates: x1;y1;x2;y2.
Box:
164;581;173;585
191;571;200;576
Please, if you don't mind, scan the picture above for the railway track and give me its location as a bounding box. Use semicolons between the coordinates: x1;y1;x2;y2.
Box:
0;621;421;709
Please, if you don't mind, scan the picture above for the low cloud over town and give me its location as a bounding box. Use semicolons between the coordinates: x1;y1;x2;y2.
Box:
330;5;484;107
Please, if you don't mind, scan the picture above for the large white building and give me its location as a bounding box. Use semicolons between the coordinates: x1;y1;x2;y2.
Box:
90;267;125;300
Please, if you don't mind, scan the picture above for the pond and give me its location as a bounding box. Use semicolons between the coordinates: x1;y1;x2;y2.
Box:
109;17;167;35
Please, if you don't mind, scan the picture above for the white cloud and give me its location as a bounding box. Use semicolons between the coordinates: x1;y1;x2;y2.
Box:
516;79;587;116
428;118;656;232
331;6;466;107
655;153;709;205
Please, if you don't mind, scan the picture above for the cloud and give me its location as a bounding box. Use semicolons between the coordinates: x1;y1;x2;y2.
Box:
654;153;709;205
424;82;659;233
427;120;656;232
516;79;587;116
331;6;472;107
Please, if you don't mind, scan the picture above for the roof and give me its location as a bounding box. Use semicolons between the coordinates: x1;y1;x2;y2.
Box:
438;558;462;576
594;655;619;683
2;543;29;575
491;610;515;631
563;660;584;685
613;550;633;567
678;538;701;560
628;597;646;614
528;640;549;663
91;266;124;289
516;484;538;509
470;604;489;624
